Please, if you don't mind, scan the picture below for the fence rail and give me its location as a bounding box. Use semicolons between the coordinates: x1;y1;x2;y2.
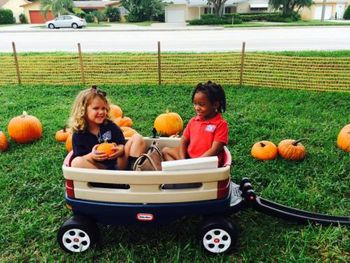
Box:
1;42;349;92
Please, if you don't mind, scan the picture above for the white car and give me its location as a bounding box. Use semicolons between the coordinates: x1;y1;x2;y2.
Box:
46;15;87;29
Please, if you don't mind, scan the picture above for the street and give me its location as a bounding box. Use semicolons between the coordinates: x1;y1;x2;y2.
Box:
0;26;349;52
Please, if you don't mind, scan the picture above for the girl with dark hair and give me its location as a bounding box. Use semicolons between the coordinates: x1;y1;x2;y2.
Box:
162;81;228;167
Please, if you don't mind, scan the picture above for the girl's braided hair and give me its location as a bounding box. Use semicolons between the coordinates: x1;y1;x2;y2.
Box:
191;81;226;113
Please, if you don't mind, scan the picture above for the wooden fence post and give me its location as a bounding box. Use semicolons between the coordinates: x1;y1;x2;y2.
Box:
157;41;161;85
12;42;21;85
239;41;246;87
77;43;85;84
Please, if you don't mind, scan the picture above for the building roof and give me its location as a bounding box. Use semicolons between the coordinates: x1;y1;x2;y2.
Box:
74;0;119;9
164;0;246;6
0;0;9;7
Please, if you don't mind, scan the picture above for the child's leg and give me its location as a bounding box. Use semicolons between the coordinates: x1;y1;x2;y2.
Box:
71;156;105;169
162;146;181;161
117;134;146;169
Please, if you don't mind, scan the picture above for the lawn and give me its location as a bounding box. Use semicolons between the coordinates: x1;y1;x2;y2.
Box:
0;84;349;262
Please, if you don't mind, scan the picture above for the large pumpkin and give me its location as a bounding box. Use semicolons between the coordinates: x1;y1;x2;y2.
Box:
251;140;278;160
109;104;123;119
337;124;350;152
0;131;9;152
8;111;42;144
278;139;306;161
55;127;71;142
154;111;183;136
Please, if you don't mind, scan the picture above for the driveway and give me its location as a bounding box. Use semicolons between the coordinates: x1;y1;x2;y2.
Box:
0;23;349;52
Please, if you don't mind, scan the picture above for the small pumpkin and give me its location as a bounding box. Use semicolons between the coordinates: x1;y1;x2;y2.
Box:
251;140;278;160
97;142;116;156
65;133;73;152
8;111;42;144
337;124;350;152
154;111;183;137
109;104;123;119
113;116;133;127
0;131;9;152
121;126;138;138
278;139;306;161
55;126;71;142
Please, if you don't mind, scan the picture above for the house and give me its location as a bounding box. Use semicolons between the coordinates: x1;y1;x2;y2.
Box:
20;0;120;24
299;0;349;20
163;0;270;23
0;0;30;23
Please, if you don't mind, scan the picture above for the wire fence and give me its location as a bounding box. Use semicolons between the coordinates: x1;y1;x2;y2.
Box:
1;42;349;92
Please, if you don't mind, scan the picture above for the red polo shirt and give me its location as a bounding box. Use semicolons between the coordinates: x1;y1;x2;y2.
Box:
183;113;228;166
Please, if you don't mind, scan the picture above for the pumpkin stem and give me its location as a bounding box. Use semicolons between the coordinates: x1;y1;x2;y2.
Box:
293;138;307;146
22;111;28;117
259;142;266;147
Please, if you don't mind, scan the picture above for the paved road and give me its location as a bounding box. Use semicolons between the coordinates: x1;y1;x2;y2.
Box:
0;26;349;52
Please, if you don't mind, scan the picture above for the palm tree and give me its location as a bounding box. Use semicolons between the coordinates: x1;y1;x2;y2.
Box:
40;0;74;18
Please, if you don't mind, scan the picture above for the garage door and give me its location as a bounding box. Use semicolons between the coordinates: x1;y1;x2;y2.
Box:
167;8;185;23
314;6;332;20
29;10;54;24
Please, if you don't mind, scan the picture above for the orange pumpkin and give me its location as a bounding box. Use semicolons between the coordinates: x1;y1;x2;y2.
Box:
121;126;138;138
55;127;71;142
8;111;42;144
278;139;306;161
65;133;73;152
110;104;123;119
0;131;9;152
154;111;183;136
97;142;116;156
113;117;133;127
337;124;350;152
251;140;278;160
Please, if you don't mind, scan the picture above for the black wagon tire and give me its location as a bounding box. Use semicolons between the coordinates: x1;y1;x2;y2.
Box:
48;23;55;29
72;23;78;29
199;216;238;254
57;216;99;253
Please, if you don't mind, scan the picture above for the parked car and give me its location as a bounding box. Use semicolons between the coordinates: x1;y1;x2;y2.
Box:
46;15;87;29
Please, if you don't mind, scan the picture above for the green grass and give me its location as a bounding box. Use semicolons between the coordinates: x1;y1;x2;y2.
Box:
224;20;350;28
0;84;349;262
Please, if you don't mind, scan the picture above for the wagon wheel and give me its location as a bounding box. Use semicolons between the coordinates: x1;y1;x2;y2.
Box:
199;216;238;254
57;216;99;253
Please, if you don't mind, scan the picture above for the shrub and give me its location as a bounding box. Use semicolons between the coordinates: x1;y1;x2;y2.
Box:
92;10;107;23
85;13;95;23
189;14;242;25
19;13;27;24
344;6;350;20
105;6;120;22
0;9;15;24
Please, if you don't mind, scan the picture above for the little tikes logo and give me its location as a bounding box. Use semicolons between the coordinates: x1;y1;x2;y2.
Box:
136;213;154;221
205;125;216;133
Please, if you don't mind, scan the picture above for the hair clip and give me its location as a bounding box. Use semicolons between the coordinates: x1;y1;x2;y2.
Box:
91;85;106;97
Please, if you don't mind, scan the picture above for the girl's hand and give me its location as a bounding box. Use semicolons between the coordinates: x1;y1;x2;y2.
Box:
91;145;108;162
108;144;124;160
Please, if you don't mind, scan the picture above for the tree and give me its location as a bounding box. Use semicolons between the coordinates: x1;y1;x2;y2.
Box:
207;0;228;17
121;0;166;22
105;6;120;22
269;0;313;17
40;0;74;18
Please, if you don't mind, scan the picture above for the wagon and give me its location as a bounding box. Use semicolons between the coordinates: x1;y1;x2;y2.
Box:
58;137;350;254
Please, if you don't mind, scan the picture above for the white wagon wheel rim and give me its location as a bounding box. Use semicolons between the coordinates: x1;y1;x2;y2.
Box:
62;228;91;253
203;228;231;253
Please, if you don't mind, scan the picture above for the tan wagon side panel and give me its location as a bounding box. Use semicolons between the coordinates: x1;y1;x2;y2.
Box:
63;166;231;203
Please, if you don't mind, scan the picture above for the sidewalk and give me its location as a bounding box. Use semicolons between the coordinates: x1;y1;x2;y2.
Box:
0;22;224;32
